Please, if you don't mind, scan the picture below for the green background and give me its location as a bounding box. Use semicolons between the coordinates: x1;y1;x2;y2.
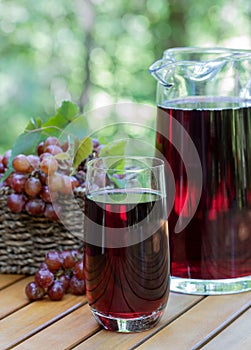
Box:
0;0;250;153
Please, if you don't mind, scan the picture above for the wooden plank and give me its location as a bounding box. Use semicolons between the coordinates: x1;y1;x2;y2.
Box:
201;308;251;350
0;294;86;349
135;292;251;350
72;292;203;350
12;304;100;350
0;276;33;319
0;274;25;290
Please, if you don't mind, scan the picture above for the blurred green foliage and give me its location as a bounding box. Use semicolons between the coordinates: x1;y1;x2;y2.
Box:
0;0;250;153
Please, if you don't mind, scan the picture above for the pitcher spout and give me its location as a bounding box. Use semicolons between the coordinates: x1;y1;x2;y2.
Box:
149;59;174;87
149;47;251;104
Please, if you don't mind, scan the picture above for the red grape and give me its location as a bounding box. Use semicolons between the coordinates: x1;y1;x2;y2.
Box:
44;203;60;221
25;281;45;301
70;275;86;295
47;172;64;192
70;176;80;189
61;142;69;152
40;156;58;175
44;145;63;156
44;136;59;148
7;193;26;213
5;172;14;187
24;177;42;197
58;274;70;292
40;152;53;161
25;198;45;216
71;249;82;261
27;155;40;170
45;250;63;272
10;173;27;193
37;142;45;156
61;250;77;269
2;150;12;168
95;144;104;156
48;281;65;301
0;162;5;173
35;267;54;289
12;154;33;173
92;138;100;149
73;260;84;280
40;185;58;203
37;170;47;185
39;262;49;270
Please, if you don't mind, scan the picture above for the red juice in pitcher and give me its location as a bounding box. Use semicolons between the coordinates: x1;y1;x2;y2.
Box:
156;97;251;283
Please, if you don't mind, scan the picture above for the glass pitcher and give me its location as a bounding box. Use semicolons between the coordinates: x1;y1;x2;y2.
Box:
149;47;251;295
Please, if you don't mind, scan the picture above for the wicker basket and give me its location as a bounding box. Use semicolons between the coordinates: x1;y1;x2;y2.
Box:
0;186;85;275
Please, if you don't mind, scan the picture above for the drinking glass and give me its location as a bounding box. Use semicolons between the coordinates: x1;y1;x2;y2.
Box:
84;156;170;332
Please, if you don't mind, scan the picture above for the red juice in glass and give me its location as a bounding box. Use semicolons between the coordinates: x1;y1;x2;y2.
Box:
84;189;169;330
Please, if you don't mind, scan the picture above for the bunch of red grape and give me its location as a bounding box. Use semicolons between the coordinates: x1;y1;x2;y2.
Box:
25;249;85;301
0;136;101;220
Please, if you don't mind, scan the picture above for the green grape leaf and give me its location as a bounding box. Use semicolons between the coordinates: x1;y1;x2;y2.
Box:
100;141;127;188
9;116;44;161
42;101;80;136
58;101;79;120
25;117;43;131
54;152;70;161
12;130;41;156
10;101;81;160
73;136;93;171
63;115;89;140
99;139;126;157
108;174;126;188
0;101;83;184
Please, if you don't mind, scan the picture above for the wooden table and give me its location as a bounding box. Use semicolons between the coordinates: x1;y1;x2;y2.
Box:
0;274;250;350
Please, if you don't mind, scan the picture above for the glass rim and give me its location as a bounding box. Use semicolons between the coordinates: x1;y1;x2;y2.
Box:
163;46;251;56
87;156;165;171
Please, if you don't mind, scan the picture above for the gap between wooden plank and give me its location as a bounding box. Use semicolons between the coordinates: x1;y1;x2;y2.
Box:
0;276;34;320
0;274;26;290
200;308;251;350
129;295;205;350
11;304;100;350
0;297;86;350
133;292;251;350
192;300;251;349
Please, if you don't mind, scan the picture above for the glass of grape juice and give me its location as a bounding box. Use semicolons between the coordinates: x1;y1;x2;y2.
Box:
84;156;170;332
